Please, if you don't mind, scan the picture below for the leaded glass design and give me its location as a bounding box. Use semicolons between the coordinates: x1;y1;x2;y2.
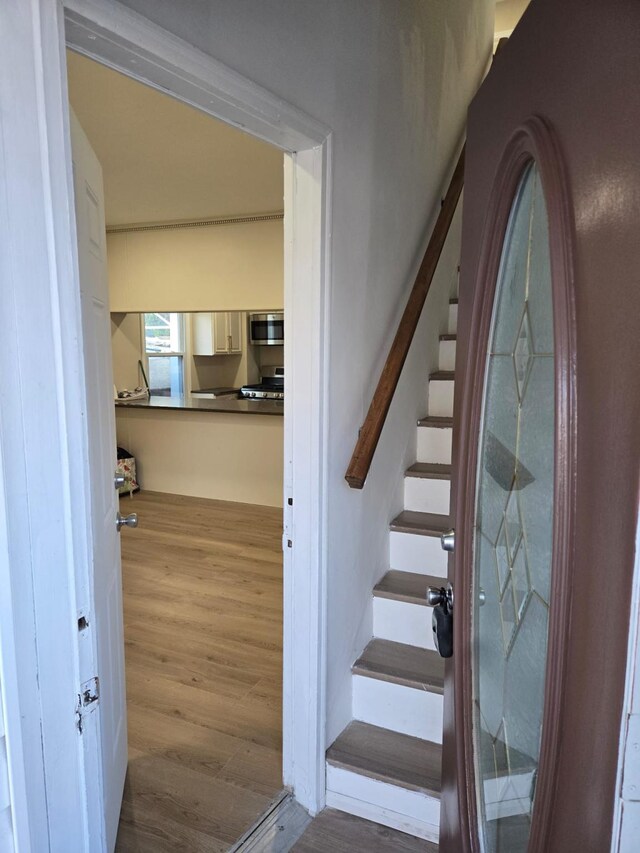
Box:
472;162;554;852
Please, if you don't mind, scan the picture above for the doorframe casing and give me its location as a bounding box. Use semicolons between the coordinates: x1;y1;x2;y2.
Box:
0;0;332;848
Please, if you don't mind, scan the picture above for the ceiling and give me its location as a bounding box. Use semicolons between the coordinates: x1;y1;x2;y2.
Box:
66;51;284;227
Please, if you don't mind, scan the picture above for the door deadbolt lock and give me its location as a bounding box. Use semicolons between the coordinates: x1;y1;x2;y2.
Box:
441;529;455;552
114;473;126;490
427;583;454;659
116;511;138;532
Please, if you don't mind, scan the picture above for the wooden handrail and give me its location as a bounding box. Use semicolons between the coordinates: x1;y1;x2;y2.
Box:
344;41;507;490
345;146;465;489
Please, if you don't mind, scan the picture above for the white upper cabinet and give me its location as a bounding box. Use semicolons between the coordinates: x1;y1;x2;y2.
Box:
192;311;243;355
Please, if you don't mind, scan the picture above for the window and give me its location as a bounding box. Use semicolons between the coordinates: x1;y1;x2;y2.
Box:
142;312;184;397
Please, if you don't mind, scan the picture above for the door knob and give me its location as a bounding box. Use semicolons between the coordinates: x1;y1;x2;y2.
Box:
427;586;446;607
441;528;455;552
116;511;138;532
427;583;454;611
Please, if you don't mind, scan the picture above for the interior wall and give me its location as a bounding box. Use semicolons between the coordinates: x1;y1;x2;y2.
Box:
116;408;283;506
115;0;495;745
111;312;143;391
107;218;284;312
495;0;530;34
111;312;263;394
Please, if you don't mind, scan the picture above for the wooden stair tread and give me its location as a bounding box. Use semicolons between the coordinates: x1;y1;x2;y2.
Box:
429;370;455;381
439;333;457;341
353;639;444;693
417;415;453;428
405;462;451;480
327;721;441;796
374;569;442;606
390;510;451;537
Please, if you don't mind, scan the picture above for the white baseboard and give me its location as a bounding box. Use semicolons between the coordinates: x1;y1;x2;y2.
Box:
373;597;433;650
353;675;443;742
326;766;439;843
428;379;455;418
438;339;457;371
389;531;447;576
416;424;453;466
404;475;450;515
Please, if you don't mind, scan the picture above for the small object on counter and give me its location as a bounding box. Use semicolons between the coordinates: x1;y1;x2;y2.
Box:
190;387;239;399
115;386;150;401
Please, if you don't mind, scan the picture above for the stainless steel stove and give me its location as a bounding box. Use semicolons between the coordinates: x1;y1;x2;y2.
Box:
239;366;284;400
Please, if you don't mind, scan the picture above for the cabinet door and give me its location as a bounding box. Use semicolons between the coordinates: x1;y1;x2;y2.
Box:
192;312;214;355
213;312;229;354
227;312;243;354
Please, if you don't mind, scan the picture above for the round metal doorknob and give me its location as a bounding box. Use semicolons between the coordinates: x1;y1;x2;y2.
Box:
441;529;455;552
427;587;445;607
116;511;138;531
427;583;454;611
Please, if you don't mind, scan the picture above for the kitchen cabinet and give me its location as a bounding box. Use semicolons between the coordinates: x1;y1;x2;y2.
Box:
192;311;243;355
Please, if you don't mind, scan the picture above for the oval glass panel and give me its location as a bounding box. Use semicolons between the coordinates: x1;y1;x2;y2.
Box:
472;162;554;852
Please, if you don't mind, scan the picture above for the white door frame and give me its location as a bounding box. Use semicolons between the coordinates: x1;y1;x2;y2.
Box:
0;0;331;848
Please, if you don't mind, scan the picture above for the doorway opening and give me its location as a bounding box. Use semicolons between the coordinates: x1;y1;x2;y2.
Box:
67;48;288;849
53;3;331;849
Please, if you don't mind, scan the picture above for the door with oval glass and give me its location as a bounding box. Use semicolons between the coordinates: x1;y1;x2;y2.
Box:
439;2;640;851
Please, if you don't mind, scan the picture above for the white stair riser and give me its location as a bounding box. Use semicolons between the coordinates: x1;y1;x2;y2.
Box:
404;475;450;515
353;676;443;742
417;424;452;465
326;766;439;843
448;303;458;334
439;339;456;371
389;530;448;576
428;379;454;417
373;598;434;650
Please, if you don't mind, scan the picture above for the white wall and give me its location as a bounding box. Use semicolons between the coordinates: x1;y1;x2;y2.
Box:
108;0;495;744
111;312;143;390
116;407;283;507
108;218;283;312
111;311;262;394
495;0;531;35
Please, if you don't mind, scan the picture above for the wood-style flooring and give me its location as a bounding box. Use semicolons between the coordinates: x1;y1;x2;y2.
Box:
292;809;435;852
115;490;284;852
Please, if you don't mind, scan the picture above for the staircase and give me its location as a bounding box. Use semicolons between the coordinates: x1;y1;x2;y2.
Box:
325;296;458;844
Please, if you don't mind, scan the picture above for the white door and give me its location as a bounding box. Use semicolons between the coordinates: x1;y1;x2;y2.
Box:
70;109;128;852
227;311;243;353
214;311;229;353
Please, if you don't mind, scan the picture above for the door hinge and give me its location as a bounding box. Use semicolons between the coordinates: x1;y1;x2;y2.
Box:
76;676;100;734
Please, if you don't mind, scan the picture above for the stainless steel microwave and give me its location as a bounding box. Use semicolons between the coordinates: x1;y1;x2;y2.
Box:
249;312;284;346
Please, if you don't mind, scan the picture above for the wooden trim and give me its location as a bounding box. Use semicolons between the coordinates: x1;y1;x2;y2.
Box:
344;146;465;489
451;116;576;851
106;212;284;234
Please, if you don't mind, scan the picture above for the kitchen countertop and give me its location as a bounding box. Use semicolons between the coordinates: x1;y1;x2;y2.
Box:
115;394;284;416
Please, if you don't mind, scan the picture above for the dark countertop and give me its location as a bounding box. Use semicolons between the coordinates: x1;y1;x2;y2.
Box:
115;394;284;417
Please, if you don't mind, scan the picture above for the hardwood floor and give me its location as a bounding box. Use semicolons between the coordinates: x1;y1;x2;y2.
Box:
292;809;435;852
115;490;283;852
